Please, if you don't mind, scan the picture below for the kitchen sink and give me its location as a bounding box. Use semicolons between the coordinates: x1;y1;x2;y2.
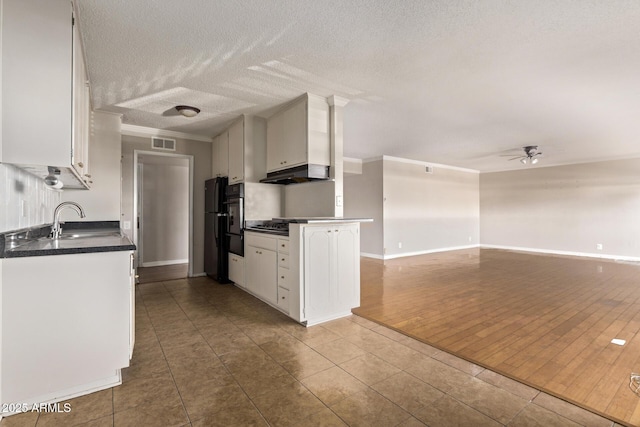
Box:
57;230;123;239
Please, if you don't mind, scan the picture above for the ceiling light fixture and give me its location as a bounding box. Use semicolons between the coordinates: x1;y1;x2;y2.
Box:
175;105;200;118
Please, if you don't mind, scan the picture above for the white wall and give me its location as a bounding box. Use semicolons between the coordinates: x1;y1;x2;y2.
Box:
344;159;384;256
383;157;480;257
284;181;337;218
61;111;121;221
121;134;211;275
480;158;640;260
140;160;189;266
344;156;480;259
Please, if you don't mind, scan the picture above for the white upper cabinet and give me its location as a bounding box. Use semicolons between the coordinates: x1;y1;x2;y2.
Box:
228;119;244;184
2;0;91;188
266;94;330;173
212;131;229;177
72;17;91;181
213;115;266;183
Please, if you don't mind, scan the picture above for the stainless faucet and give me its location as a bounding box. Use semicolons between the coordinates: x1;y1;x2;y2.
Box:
50;201;86;239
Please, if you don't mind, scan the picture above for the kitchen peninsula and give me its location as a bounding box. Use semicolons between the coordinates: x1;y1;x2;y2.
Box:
243;217;372;326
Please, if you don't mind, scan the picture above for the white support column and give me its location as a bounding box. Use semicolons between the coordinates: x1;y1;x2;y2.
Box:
328;95;349;217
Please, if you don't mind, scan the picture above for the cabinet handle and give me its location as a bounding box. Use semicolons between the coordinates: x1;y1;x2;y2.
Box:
84;174;91;178
281;258;285;261
78;162;84;168
281;296;285;299
281;276;285;279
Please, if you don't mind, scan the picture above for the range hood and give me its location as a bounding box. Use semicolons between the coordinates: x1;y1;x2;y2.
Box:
260;164;330;185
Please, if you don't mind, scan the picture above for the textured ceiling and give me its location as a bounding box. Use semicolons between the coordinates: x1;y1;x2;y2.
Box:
75;0;640;172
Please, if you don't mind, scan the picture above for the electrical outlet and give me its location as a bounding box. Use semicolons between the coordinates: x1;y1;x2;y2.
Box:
468;236;472;242
335;195;343;207
123;221;131;230
21;200;27;217
596;243;603;251
398;242;402;249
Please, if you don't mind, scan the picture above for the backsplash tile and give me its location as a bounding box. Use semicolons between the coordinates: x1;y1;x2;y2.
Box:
0;164;61;232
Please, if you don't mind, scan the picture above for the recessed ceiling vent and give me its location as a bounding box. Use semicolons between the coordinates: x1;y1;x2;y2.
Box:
151;137;176;151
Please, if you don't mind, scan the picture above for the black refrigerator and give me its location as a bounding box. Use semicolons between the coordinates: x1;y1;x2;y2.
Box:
204;177;229;282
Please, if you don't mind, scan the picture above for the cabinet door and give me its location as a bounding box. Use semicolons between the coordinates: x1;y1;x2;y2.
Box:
334;225;360;312
266;112;284;172
2;0;73;167
72;18;90;179
258;249;278;305
229;254;245;287
282;100;308;168
228;120;244;183
303;227;333;321
129;252;136;359
246;245;277;304
212;133;229;177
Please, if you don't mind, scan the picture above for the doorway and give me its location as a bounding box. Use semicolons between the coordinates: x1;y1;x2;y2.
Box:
133;150;194;281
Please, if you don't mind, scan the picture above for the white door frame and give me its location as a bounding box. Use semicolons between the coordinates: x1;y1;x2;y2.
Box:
136;162;144;264
133;150;195;277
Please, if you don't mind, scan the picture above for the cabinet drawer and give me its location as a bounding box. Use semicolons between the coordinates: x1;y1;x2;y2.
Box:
245;232;277;251
278;253;289;268
278;267;289;290
278;239;289;253
277;287;289;312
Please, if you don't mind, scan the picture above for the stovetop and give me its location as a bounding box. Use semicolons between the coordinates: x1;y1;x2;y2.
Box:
245;220;289;236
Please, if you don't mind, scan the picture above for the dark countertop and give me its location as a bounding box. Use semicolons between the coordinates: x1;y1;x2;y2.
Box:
1;221;136;258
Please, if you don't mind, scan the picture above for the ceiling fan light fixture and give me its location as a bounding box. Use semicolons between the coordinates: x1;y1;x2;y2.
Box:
520;158;528;165
531;157;539;164
175;105;200;118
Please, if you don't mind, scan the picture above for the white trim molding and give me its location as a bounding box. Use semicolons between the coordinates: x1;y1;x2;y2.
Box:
383;245;480;260
140;259;189;268
481;244;640;263
360;155;480;174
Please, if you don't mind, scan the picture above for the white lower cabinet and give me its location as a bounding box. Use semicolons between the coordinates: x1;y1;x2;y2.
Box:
1;251;133;409
302;224;360;325
243;223;361;326
245;233;278;305
229;253;245;287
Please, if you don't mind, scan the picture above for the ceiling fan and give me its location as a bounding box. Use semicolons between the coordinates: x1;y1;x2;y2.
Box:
506;145;543;165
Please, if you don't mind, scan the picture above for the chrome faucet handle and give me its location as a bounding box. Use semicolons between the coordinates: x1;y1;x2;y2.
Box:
50;201;86;239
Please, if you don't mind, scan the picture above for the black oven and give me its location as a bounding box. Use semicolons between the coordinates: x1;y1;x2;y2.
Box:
224;183;244;256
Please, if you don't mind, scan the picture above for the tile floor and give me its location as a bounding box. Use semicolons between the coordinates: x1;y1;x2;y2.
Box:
1;277;624;427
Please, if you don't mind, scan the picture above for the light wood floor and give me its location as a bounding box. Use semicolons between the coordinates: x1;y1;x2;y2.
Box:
137;263;188;284
353;248;640;426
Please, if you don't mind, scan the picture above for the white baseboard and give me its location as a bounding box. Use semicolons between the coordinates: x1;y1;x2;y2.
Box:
0;372;121;417
190;272;207;277
481;244;640;263
140;259;188;267
382;244;479;260
360;252;385;259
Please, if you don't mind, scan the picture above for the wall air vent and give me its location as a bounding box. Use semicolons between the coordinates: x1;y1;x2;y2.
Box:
151;137;176;151
425;166;433;174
